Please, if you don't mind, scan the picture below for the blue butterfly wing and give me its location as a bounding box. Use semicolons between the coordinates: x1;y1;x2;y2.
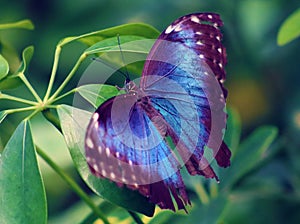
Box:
85;93;190;211
140;13;231;179
85;13;231;212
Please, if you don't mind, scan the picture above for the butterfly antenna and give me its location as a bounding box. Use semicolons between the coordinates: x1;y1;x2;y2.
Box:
117;34;130;83
91;57;129;78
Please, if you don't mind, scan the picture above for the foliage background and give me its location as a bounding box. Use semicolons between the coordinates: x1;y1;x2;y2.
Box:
1;0;300;223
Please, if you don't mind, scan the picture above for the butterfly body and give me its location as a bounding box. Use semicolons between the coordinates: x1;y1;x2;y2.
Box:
85;13;231;211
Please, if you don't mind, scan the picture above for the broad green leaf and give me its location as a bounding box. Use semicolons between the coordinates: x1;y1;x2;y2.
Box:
0;19;34;30
57;105;155;216
84;35;154;55
0;120;47;224
188;196;228;224
277;8;300;46
84;35;155;77
0;75;22;90
219;126;278;190
0;54;9;80
224;107;241;158
0;110;8;123
58;23;159;47
76;84;119;108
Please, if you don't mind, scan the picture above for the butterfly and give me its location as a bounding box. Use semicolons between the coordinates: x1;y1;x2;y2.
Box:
85;13;231;212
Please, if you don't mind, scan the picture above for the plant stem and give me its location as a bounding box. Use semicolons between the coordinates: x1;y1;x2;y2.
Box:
5;106;37;114
0;93;38;105
50;88;77;103
48;53;87;103
44;45;62;101
128;211;144;224
36;146;110;224
194;183;210;205
18;74;42;103
42;109;62;132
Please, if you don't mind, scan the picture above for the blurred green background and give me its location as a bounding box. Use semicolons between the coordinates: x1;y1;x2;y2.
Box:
1;0;300;223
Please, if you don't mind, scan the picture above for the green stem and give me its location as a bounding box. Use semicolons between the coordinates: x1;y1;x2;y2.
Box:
36;146;110;224
48;53;87;103
128;211;144;224
5;106;37;114
194;183;210;205
42;109;62;132
43;45;62;101
50;88;77;103
19;74;42;103
0;93;38;105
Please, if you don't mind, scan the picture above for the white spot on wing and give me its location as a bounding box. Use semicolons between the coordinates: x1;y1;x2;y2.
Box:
165;25;174;34
174;25;182;32
105;147;110;156
216;36;221;41
86;138;94;148
219;63;223;68
110;172;116;179
92;113;99;121
207;14;213;19
98;146;102;153
199;54;204;59
191;15;200;23
218;48;222;53
93;164;99;172
196;40;203;45
195;31;202;35
94;122;99;129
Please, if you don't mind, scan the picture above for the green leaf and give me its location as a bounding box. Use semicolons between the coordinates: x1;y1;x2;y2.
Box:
84;35;154;55
13;46;34;76
0;75;22;90
0;19;34;30
57;105;155;216
0;120;47;224
0;110;8;123
58;23;159;47
189;196;228;224
277;8;300;46
76;84;119;108
0;46;34;90
220;126;278;190
224;107;242;158
0;54;9;80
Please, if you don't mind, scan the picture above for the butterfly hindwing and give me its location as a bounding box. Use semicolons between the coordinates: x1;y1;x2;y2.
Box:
85;93;190;211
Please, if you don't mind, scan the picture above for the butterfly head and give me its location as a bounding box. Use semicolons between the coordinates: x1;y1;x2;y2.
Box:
125;80;138;95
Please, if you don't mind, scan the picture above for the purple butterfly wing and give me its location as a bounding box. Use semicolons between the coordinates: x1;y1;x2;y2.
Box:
140;13;231;179
85;93;191;211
